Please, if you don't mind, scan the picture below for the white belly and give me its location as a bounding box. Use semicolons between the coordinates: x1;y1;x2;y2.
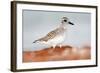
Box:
47;34;65;45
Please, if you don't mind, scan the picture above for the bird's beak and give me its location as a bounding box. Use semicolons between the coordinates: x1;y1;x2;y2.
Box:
68;21;74;25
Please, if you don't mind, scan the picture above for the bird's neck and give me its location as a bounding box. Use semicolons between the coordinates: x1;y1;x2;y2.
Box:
59;22;67;29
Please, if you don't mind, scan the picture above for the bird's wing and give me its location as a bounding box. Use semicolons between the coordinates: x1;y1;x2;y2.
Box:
36;28;60;42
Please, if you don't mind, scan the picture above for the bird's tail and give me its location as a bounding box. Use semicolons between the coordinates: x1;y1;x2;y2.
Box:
32;40;38;43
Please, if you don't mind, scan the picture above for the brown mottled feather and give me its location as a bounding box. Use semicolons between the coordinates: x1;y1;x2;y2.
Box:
35;27;65;42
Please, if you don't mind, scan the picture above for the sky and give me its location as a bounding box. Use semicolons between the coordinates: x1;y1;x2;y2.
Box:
22;10;91;51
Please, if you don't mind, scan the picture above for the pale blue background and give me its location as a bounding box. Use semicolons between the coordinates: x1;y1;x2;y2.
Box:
22;10;91;51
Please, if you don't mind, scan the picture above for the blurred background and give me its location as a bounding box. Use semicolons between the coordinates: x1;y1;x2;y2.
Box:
23;10;91;51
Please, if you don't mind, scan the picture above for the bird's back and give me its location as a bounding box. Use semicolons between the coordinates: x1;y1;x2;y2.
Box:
37;27;66;42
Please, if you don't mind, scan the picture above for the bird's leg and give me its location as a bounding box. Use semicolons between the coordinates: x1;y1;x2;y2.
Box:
52;45;56;48
48;45;56;54
59;44;62;48
59;45;61;48
51;45;56;52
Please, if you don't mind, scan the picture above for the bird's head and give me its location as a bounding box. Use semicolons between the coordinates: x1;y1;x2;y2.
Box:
61;17;74;25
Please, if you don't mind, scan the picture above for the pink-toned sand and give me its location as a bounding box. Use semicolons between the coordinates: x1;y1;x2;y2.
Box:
23;45;91;62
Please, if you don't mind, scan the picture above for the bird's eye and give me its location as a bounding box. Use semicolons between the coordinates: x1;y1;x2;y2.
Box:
64;20;67;22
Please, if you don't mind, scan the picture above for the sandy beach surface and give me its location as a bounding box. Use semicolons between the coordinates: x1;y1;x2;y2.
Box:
23;45;91;62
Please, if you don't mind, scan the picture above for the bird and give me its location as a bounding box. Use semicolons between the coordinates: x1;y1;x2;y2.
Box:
33;17;74;53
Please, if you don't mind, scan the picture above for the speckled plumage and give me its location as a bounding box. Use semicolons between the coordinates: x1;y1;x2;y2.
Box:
34;27;65;42
33;17;74;49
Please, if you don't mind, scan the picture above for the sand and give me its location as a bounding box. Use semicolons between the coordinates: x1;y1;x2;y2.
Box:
23;45;91;62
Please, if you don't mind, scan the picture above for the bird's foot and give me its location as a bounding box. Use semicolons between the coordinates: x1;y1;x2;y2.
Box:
52;45;56;48
48;46;56;54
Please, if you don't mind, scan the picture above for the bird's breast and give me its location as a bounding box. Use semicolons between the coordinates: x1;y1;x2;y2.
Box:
47;34;65;44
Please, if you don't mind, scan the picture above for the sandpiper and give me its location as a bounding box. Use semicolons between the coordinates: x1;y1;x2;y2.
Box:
33;17;74;52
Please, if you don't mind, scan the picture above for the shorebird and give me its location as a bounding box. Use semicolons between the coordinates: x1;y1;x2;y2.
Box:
33;17;74;52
